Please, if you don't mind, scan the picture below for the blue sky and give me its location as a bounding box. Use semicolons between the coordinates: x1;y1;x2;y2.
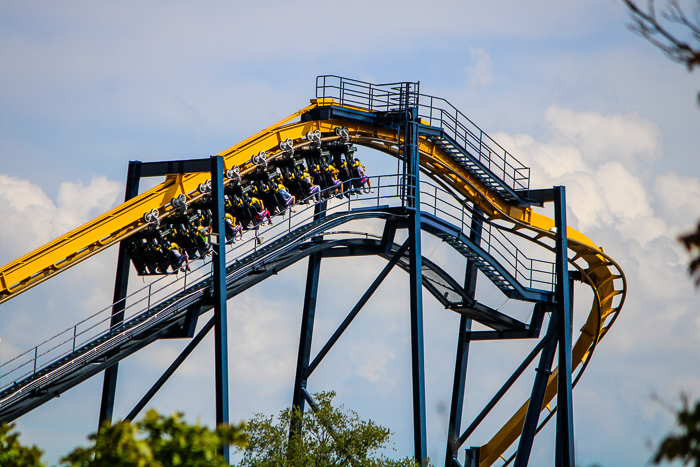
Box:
1;1;700;466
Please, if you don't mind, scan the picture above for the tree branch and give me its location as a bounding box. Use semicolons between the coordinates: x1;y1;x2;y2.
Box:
624;0;700;69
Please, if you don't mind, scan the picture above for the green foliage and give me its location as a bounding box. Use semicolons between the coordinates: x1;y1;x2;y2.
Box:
235;391;418;467
0;423;45;467
654;395;700;466
140;410;247;467
60;409;247;467
59;421;151;467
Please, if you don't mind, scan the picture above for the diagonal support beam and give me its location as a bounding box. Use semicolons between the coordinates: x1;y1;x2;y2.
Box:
305;239;411;379
514;313;559;467
457;324;557;447
126;313;213;422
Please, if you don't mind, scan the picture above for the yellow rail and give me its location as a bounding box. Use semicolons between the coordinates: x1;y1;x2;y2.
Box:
0;101;625;465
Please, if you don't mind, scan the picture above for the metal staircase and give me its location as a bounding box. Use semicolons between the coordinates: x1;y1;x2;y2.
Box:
425;132;523;204
439;233;517;294
314;75;532;206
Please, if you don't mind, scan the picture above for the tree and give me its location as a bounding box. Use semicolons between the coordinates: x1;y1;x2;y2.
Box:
623;0;700;91
234;391;419;467
653;394;700;465
0;423;45;467
60;409;247;467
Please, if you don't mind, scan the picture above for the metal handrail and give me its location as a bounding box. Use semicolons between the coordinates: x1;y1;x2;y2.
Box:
418;182;554;290
315;75;530;191
0;174;552;392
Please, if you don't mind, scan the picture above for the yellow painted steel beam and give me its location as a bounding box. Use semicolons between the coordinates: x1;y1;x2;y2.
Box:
0;101;626;466
0;103;318;304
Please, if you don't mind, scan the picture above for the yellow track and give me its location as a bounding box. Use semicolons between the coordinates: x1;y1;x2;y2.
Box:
0;99;625;465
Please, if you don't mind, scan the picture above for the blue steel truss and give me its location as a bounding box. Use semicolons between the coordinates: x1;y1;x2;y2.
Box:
0;77;579;467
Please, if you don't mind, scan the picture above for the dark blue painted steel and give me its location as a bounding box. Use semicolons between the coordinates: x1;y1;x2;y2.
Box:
419;213;553;302
445;208;484;466
291;250;322;416
514;314;559;467
210;156;230;462
126;314;214;421
291;202;326;436
406;104;428;464
305;239;410;379
457;325;557;447
554;186;575;467
99;160;141;427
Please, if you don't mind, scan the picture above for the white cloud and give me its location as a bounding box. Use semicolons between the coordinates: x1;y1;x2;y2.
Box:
465;47;493;87
349;340;396;384
0;174;122;263
497;106;700;333
543;105;663;168
496;108;671;247
653;172;700;231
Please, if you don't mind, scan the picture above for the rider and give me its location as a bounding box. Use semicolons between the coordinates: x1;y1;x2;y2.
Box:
225;212;243;243
250;196;273;225
168;242;190;272
354;159;373;193
325;162;343;197
276;179;296;213
302;170;321;202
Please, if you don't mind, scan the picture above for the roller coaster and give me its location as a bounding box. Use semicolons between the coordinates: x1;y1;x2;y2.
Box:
0;76;625;467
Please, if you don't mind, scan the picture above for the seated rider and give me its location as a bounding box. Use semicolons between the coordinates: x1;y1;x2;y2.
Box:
276;180;296;213
250;196;273;225
325;163;343;197
354;159;373;193
225;213;243;243
168;242;190;272
303;171;321;202
196;221;212;256
339;160;353;195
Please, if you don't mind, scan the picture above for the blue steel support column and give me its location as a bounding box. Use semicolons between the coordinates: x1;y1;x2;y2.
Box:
291;252;322;415
291;202;325;434
445;208;484;467
210;156;230;462
554;186;575;467
514;314;559;467
405;101;428;464
99;160;141;427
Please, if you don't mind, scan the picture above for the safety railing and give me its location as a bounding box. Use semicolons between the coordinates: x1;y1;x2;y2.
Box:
418;181;554;291
0;175;403;393
0;174;550;394
316;75;419;113
315;75;530;192
416;95;530;191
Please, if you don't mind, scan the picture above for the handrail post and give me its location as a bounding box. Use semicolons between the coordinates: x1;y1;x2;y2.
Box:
434;186;438;216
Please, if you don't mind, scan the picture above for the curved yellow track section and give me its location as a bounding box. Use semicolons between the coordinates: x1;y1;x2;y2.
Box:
0;100;626;465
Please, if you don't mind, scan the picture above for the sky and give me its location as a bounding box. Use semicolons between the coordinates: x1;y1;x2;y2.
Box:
1;1;700;466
